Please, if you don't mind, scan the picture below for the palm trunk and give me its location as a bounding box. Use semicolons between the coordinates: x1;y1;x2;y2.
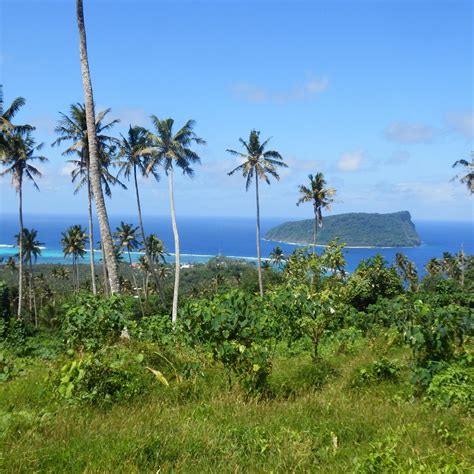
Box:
255;176;264;297
87;177;97;295
168;170;180;326
313;203;318;254
29;259;38;327
128;248;144;317
17;181;24;319
101;241;109;296
133;164;164;302
76;257;80;291
76;0;120;294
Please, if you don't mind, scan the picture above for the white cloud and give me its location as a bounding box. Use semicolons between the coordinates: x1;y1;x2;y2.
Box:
231;75;329;104
446;110;474;139
336;150;365;172
384;122;437;144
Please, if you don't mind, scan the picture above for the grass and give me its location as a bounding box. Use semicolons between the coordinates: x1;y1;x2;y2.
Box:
0;336;472;473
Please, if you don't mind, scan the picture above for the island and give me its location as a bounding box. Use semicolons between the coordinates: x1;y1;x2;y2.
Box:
264;211;421;248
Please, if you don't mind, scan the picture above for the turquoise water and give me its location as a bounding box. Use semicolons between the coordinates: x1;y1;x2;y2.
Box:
0;214;472;273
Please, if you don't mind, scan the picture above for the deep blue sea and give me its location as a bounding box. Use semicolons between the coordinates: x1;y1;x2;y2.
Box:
0;213;472;274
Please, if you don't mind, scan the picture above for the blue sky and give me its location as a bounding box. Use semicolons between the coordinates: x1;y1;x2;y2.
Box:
0;0;472;221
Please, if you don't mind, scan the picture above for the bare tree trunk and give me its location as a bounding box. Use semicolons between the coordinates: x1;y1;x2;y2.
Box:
133;164;164;301
168;170;180;326
17;181;24;318
255;176;264;297
76;0;120;294
87;177;97;294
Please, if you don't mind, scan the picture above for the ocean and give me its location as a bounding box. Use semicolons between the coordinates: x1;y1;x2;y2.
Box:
0;213;472;274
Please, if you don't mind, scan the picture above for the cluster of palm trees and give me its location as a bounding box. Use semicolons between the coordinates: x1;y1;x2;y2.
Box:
2;0;470;324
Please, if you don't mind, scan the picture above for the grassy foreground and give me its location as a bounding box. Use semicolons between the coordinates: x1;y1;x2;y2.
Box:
1;335;472;473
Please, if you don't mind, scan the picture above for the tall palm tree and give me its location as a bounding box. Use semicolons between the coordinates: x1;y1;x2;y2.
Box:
16;228;43;325
296;173;336;254
0;130;47;318
53;103;123;295
117;126;163;297
145;117;205;326
270;246;286;270
76;0;120;294
452;152;473;194
227;130;287;297
61;225;87;292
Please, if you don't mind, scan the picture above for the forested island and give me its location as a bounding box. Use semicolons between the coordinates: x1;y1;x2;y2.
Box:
265;211;422;248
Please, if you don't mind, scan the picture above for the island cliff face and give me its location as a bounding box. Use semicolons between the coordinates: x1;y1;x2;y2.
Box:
264;211;421;247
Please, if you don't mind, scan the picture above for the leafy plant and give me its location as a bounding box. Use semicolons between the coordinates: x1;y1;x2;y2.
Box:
180;289;273;394
351;357;401;387
61;294;132;351
427;364;474;411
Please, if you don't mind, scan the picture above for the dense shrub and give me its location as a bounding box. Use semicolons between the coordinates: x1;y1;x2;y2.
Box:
351;357;401;387
344;255;403;310
426;364;474;411
53;345;154;404
61;294;133;351
0;281;9;328
180;289;273;394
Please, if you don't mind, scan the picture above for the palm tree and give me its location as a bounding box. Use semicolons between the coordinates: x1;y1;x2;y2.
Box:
227;130;287;297
117;126;163;297
114;222;141;267
61;225;87;292
321;238;346;277
452;152;473;194
0;86;32;135
296;173;336;253
76;0;120;294
395;253;418;291
270;246;286;270
0;130;47;318
53;103;123;295
144;117;206;326
16;228;43;325
425;258;442;277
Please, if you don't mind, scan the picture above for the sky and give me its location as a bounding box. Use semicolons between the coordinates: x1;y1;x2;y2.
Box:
0;0;473;222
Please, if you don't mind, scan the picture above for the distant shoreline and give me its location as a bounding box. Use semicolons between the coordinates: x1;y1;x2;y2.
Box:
262;238;422;250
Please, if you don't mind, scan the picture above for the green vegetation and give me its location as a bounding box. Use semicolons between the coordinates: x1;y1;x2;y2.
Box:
265;211;422;247
0;246;472;471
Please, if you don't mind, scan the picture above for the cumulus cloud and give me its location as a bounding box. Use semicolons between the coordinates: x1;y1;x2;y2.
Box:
446;110;474;139
231;75;329;104
384;122;437;144
336;150;365;172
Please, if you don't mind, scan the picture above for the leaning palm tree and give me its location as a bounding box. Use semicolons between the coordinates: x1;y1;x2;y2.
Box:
227;130;287;297
61;225;87;292
16;228;43;325
117;126;163;297
296;173;336;254
53;103;123;295
0;86;32;135
452;152;473;194
76;0;120;294
144;117;206;326
0;130;47;318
